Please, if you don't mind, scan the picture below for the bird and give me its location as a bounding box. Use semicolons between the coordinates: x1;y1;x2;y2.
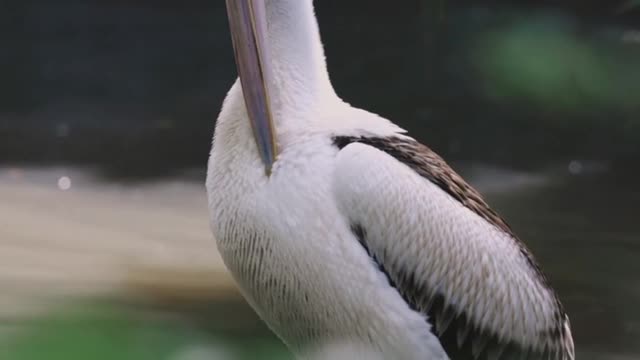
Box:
206;1;575;359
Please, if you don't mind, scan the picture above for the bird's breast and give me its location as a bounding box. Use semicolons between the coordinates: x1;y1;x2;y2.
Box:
207;135;445;358
208;139;347;344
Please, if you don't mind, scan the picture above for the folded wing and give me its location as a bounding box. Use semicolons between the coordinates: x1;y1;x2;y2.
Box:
332;135;574;360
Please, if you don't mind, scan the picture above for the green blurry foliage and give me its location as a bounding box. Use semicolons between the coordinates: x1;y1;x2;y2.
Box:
473;15;640;115
2;305;191;360
1;302;290;360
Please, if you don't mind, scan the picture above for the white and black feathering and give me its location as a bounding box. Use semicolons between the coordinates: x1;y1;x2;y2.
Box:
208;1;575;359
333;135;575;360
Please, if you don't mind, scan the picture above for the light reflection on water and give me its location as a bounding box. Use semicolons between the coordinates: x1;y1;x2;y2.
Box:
0;166;638;359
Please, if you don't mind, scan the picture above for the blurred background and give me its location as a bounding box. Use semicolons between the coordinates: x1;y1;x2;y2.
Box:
1;0;639;359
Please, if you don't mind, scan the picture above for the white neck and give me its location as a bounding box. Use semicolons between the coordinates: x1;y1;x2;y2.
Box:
261;0;337;117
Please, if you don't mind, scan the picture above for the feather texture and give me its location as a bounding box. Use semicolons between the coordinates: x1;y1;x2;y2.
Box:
209;1;575;358
333;135;575;360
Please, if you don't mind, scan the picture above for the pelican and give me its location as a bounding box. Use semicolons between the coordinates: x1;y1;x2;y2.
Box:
206;1;575;359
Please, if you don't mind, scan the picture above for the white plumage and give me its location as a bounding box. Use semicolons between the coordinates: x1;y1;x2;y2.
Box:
209;85;442;358
207;1;574;359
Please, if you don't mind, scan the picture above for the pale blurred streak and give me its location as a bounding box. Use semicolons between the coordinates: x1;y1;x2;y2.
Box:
171;344;236;360
303;343;386;360
0;167;237;322
622;30;640;43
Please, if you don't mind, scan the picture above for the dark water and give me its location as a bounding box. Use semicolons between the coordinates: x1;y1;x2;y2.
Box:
482;169;640;359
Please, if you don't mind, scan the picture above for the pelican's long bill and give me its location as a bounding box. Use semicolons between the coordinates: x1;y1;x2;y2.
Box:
225;0;278;175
